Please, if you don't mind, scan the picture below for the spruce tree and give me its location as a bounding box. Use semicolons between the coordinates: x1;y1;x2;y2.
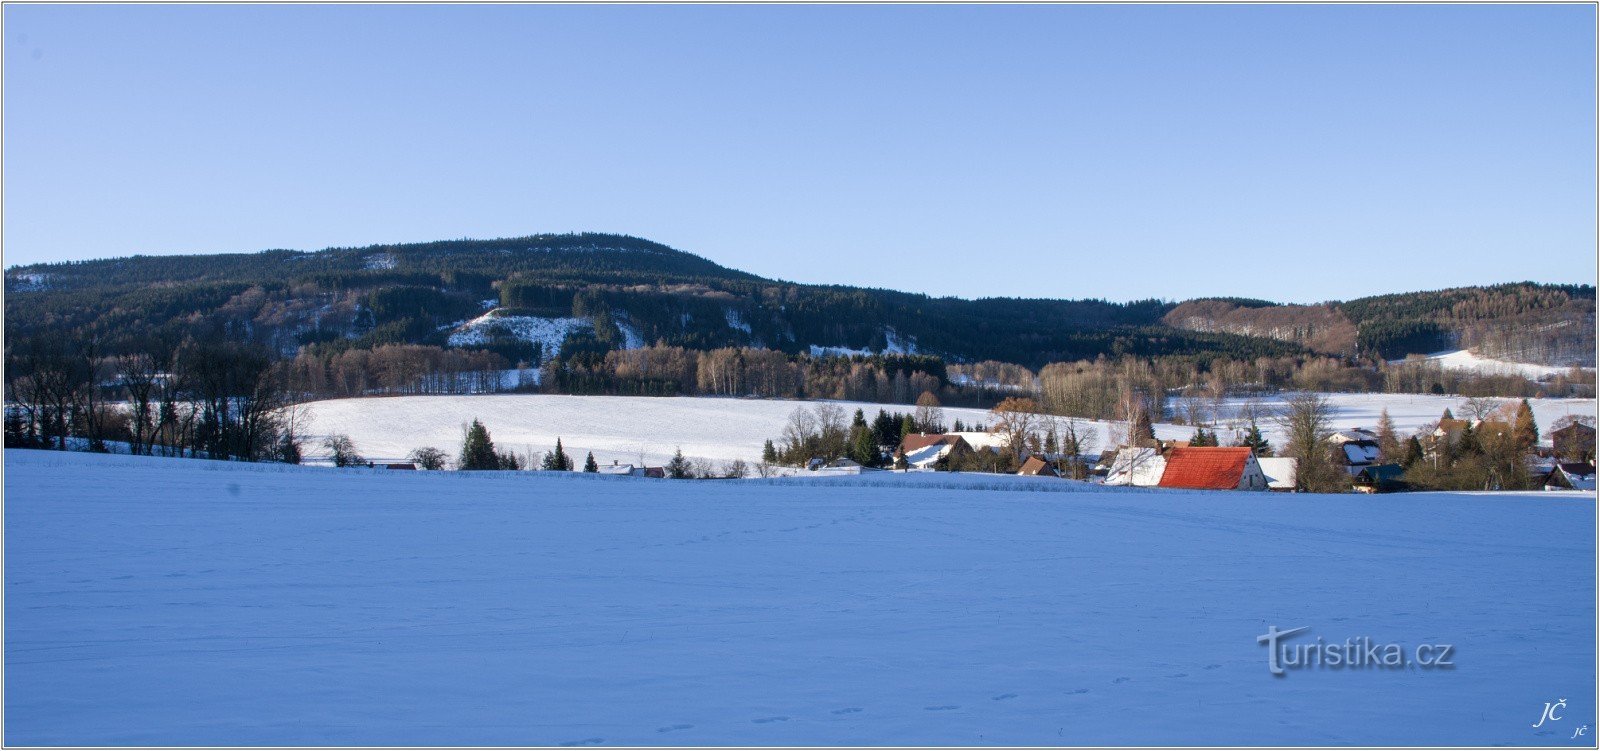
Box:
1241;420;1271;456
900;414;916;439
1402;436;1425;467
542;437;573;471
583;451;599;472
1441;408;1455;422
762;438;778;464
459;419;500;470
666;447;692;479
850;426;877;466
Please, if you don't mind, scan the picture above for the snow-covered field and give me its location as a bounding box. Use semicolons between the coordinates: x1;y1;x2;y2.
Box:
298;392;1597;467
1392;349;1593;380
5;450;1593;745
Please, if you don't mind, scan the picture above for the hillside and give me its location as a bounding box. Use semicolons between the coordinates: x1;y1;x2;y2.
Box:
1164;284;1596;365
6;450;1593;745
13;232;1588;374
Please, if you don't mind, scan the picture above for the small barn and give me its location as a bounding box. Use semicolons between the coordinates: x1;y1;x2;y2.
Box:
1543;462;1596;491
1157;447;1267;491
1353;464;1406;494
1017;456;1059;477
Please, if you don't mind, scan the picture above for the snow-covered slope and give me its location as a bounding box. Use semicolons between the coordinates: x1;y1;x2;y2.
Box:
299;393;1597;467
446;310;589;354
5;450;1592;745
1391;350;1592;380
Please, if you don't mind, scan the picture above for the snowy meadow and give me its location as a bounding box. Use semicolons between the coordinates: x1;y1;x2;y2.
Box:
297;392;1597;468
5;450;1594;745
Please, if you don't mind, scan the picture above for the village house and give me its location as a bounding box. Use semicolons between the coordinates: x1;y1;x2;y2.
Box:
1157;447;1268;491
1551;421;1597;463
1327;429;1381;476
1256;456;1299;492
1541;462;1596;491
896;433;977;469
1103;446;1166;487
1016;456;1059;477
1353;464;1406;494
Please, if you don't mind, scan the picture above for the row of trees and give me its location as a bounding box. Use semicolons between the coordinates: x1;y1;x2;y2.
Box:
5;334;302;463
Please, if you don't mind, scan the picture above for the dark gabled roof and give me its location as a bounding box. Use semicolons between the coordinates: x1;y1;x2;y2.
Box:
1018;456;1058;476
1358;463;1405;483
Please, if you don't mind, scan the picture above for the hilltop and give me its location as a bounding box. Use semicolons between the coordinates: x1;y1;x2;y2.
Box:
6;232;1592;371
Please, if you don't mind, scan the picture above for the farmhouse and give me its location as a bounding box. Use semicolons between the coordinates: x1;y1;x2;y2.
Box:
1551;422;1596;463
1542;462;1596;491
896;433;975;469
1016;456;1059;477
1328;430;1381;476
1157;447;1267;491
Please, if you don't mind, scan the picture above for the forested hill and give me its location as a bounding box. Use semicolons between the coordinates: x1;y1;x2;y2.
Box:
5;232;1593;370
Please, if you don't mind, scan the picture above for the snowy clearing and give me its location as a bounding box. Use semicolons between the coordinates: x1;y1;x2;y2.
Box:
298;392;1596;467
4;450;1592;745
446;310;590;354
1391;350;1592;380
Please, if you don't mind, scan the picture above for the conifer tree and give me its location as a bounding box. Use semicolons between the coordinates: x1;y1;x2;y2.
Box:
583;451;599;472
762;439;778;464
666;447;692;478
542;437;573;471
459;419;500;470
1402;436;1425;467
850;425;878;466
1240;419;1271;456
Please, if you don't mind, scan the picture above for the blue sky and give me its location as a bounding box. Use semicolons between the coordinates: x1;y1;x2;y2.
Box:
4;4;1594;303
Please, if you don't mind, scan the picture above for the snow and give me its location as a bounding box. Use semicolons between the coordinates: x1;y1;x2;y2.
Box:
362;252;397;270
1257;456;1298;490
1103;447;1166;486
6;449;1592;745
805;330;917;357
883;328;919;355
808;344;874;358
613;314;647;350
446;310;590;358
298;392;1597;469
1390;350;1592;381
7;271;49;291
724;308;752;334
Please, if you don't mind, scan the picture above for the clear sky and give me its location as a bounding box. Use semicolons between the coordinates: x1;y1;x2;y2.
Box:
4;3;1595;303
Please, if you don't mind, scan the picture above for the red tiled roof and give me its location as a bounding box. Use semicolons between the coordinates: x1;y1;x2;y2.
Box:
898;433;956;455
1157;447;1253;490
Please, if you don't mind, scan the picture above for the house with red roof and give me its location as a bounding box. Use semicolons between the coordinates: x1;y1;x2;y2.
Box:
1156;447;1268;491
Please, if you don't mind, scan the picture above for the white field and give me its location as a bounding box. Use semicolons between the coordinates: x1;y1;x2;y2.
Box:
5;450;1593;745
298;392;1597;467
1392;349;1593;380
